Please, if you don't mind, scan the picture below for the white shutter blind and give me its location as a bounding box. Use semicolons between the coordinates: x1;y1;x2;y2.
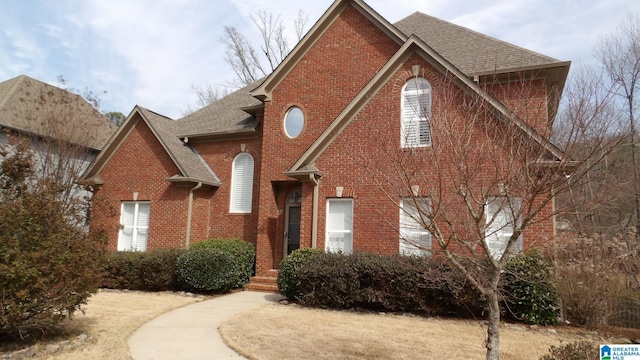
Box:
118;203;134;251
401;78;432;147
118;202;150;252
399;198;432;256
326;199;353;254
485;197;522;259
135;203;150;251
230;153;254;213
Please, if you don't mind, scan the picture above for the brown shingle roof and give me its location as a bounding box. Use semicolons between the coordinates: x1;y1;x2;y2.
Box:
176;79;264;137
394;12;562;76
137;107;221;186
0;75;116;150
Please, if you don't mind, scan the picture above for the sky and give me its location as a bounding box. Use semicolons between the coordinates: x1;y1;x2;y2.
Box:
1;0;639;119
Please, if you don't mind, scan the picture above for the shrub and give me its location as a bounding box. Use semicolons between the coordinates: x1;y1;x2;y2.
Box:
277;248;323;299
538;341;599;360
548;233;640;326
191;238;255;287
294;252;483;316
177;247;239;292
0;143;107;338
102;249;184;291
503;250;560;325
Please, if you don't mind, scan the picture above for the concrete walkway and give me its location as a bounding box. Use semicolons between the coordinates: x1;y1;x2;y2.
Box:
128;291;284;360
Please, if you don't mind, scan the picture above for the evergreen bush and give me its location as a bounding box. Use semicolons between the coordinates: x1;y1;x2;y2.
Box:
277;248;323;299
504;250;560;325
191;238;255;287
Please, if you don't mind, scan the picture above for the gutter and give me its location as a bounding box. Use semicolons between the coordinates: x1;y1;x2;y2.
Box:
185;182;203;249
309;174;320;249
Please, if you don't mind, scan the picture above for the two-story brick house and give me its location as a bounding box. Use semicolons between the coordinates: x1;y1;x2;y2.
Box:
81;0;570;282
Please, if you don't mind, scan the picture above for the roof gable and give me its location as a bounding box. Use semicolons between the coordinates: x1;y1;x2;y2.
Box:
285;36;567;178
251;0;406;101
81;106;220;187
0;75;116;150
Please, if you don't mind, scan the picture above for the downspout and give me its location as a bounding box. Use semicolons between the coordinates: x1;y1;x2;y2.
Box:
309;174;320;249
186;182;203;249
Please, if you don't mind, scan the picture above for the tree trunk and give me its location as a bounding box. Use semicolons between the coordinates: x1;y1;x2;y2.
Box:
485;289;501;360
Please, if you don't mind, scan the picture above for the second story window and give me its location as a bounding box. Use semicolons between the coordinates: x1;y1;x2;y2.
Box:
401;77;432;148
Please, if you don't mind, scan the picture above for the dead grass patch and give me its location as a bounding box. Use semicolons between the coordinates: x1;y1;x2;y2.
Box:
220;303;604;360
1;290;201;360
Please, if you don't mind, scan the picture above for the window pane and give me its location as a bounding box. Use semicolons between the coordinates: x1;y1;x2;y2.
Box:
401;78;432;148
118;201;150;252
230;153;254;213
400;198;431;256
485;197;522;259
326;199;353;254
284;107;304;138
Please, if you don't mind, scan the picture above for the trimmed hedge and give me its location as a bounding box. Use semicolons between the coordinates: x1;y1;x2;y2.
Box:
277;248;323;299
176;238;256;292
294;252;483;315
102;249;185;291
191;238;255;287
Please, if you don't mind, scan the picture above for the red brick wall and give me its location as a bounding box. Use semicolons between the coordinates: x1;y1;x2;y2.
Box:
312;55;556;256
191;137;262;245
254;5;401;274
91;115;199;250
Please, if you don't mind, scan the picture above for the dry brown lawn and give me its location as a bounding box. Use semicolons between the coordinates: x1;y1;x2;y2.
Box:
1;290;201;360
220;303;605;360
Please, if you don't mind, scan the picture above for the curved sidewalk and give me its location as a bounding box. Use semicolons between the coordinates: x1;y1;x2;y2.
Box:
128;291;284;360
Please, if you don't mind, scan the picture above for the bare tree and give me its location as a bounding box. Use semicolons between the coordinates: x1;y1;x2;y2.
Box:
595;13;640;237
222;10;308;87
182;84;231;115
553;64;626;234
347;69;620;359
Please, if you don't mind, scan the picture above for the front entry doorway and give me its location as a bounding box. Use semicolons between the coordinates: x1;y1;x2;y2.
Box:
284;188;302;256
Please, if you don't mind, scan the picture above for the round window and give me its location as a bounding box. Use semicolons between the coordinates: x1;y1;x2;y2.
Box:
284;106;304;138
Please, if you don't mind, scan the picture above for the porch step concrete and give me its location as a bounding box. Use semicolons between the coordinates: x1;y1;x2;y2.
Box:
244;272;279;293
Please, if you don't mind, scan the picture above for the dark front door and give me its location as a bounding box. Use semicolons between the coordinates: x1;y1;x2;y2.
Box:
286;205;301;255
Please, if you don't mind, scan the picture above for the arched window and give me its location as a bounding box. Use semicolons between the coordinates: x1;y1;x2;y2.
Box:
401;77;432;147
230;153;254;213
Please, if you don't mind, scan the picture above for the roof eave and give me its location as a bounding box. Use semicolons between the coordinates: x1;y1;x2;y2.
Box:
180;127;260;143
165;175;221;187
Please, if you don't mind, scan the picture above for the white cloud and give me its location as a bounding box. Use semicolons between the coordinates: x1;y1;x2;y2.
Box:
3;0;640;118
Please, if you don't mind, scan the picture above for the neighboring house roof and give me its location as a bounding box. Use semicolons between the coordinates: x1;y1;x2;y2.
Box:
81;106;221;187
177;79;264;139
0;75;116;150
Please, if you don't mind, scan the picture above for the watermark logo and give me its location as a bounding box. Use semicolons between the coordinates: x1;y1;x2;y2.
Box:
601;344;640;360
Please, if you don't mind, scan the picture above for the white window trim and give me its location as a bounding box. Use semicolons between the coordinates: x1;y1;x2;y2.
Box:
401;77;432;148
230;153;254;213
400;198;432;257
325;198;354;254
118;201;150;252
484;196;523;259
